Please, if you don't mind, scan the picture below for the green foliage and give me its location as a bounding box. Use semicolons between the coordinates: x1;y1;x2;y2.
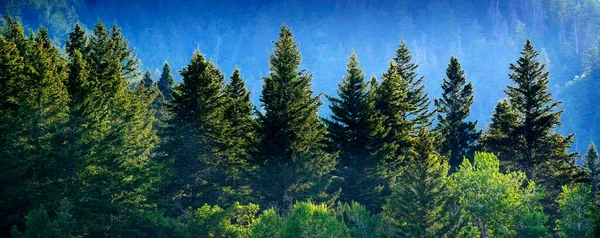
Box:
14;199;75;238
175;202;259;238
555;185;600;238
434;56;481;171
392;41;433;130
159;50;231;209
583;142;600;202
325;52;389;212
381;129;456;237
340;202;380;238
484;40;578;188
65;24;86;58
450;152;548;237
374;62;412;172
252;202;349;238
158;61;175;101
255;25;336;211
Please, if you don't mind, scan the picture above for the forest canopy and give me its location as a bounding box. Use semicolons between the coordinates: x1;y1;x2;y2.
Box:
1;0;600;237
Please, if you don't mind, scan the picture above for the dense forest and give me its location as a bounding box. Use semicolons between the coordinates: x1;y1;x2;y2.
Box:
1;1;600;238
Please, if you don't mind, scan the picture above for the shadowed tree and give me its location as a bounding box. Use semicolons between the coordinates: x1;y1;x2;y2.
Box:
435;56;481;172
255;26;336;212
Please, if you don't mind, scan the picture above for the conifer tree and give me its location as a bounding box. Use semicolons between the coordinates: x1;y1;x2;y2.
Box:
223;68;256;160
435;56;481;172
158;61;175;100
484;40;577;187
110;24;139;82
140;70;155;88
65;23;87;58
0;25;71;235
324;52;388;211
375;62;412;170
0;18;29;235
256;26;336;211
392;41;433;130
160;50;230;209
69;21;159;236
381;129;455;237
220;68;256;204
583;142;599;202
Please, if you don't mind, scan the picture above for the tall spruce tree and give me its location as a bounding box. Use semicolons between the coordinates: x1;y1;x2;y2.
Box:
69;21;159;236
221;68;256;204
375;62;413;172
0;25;71;235
392;41;433;130
160;50;230;210
158;61;175;100
256;26;336;211
434;56;481;172
583;142;599;202
223;68;256;161
140;70;155;88
484;40;577;188
324;52;388;212
0;18;31;234
65;23;86;58
381;129;456;237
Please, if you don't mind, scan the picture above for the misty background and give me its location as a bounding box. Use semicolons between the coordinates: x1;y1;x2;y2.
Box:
2;0;599;155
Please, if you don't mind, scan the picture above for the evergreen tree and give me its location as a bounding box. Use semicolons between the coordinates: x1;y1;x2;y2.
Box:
220;68;256;204
65;23;86;58
135;70;165;130
140;70;155;88
434;56;481;172
483;40;577;188
381;129;455;237
325;52;388;212
0;25;71;236
160;50;230;210
583;142;600;202
0;18;29;235
255;26;336;211
110;23;139;82
69;21;159;236
223;68;256;160
374;62;412;173
392;41;433;130
158;61;175;100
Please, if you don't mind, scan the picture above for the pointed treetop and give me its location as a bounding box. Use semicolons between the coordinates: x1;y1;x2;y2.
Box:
140;70;154;88
66;23;87;58
158;61;175;100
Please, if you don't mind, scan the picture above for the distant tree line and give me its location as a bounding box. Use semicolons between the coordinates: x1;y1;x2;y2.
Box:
0;16;599;237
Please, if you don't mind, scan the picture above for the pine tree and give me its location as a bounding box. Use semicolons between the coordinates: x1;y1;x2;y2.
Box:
484;40;577;186
65;23;87;58
160;50;230;209
0;25;72;235
434;56;481;172
223;68;256;159
158;61;175;100
324;52;388;212
381;129;454;237
110;23;139;82
70;21;159;236
0;18;29;235
140;70;155;88
392;41;433;130
583;142;599;202
255;26;336;211
220;68;256;204
375;62;412;172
